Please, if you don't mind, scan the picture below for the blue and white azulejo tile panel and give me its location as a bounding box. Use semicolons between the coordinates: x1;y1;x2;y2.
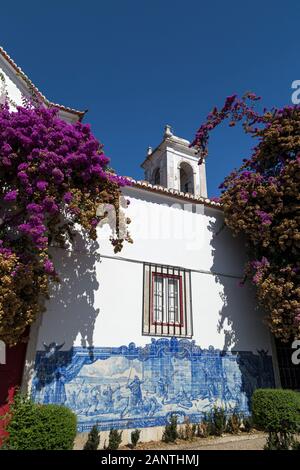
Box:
31;338;275;432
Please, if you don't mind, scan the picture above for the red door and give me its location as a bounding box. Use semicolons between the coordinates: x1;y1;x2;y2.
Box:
0;341;28;406
0;341;28;446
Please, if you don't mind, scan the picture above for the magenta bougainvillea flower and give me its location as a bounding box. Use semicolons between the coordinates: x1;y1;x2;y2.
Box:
193;94;300;341
3;189;18;201
0;103;131;345
36;180;48;191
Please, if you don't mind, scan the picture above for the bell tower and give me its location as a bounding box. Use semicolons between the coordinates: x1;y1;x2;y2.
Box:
141;125;207;198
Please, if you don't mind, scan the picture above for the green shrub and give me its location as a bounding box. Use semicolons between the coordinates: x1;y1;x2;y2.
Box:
130;429;141;448
197;412;214;437
83;425;100;450
252;389;300;451
197;422;209;438
162;414;178;443
211;406;226;436
241;415;253;433
292;441;300;451
108;429;122;450
226;411;241;434
6;395;77;450
252;389;300;432
181;417;196;441
177;426;185;440
264;431;297;451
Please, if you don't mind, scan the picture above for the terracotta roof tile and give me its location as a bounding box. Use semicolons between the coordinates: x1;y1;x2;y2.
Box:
126;177;222;210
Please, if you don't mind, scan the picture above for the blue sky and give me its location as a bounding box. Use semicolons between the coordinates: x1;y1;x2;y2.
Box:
1;1;299;196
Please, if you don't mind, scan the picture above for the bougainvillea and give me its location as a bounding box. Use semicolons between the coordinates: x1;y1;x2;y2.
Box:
0;104;131;345
193;94;300;341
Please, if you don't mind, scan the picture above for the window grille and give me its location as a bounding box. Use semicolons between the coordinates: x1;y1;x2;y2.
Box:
142;263;193;338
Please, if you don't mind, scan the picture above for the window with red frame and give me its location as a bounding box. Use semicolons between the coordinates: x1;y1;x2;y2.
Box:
143;263;193;338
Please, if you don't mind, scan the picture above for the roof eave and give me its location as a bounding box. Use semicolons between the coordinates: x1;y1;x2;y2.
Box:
125;178;222;211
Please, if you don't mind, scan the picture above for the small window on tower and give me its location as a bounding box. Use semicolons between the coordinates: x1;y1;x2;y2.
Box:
143;263;193;338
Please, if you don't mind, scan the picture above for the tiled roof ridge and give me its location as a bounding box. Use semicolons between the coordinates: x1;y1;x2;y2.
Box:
126;177;222;209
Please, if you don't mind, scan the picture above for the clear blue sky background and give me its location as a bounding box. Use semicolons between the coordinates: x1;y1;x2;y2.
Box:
1;1;299;196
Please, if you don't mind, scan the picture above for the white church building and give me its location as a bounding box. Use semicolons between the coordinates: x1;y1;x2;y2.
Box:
0;47;282;443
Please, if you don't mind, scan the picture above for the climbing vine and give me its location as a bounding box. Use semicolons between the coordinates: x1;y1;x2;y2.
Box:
193;94;300;341
0;103;131;346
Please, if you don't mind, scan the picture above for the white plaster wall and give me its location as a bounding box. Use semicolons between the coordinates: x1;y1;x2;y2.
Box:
36;253;144;350
191;272;270;351
98;187;248;276
0;59;27;108
33;186;272;355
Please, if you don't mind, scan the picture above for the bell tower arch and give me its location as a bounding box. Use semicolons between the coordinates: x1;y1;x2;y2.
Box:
141;125;207;198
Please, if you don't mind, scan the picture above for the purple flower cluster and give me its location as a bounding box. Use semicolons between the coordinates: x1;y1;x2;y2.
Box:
251;257;270;285
251;257;269;270
192;95;300;338
239;189;249;203
44;259;55;274
4;189;18;201
36;180;48;191
0;104;130;275
255;210;272;226
191;92;262;161
0;240;13;257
